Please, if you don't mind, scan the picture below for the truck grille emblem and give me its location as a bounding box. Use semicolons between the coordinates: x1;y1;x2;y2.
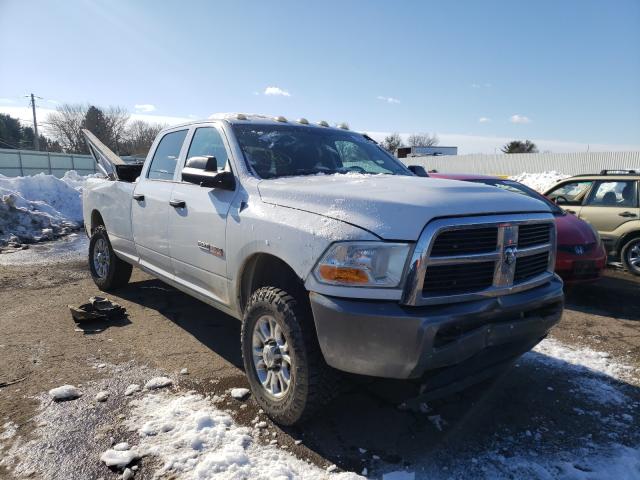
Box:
504;246;517;265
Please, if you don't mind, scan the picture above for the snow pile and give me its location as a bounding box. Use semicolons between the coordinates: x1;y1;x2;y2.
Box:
0;171;98;247
126;391;362;479
509;171;570;193
48;385;82;401
230;387;251;400
144;376;173;390
100;447;140;468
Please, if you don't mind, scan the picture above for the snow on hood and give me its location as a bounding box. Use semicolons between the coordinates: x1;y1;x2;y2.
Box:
257;174;552;240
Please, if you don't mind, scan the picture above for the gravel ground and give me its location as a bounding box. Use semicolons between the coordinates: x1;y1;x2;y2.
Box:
0;238;638;479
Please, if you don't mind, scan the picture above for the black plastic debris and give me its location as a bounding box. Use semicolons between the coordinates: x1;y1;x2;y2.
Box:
69;296;126;322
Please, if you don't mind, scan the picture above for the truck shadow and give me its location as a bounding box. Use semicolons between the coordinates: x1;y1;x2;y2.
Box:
564;269;640;321
115;277;244;369
294;349;640;477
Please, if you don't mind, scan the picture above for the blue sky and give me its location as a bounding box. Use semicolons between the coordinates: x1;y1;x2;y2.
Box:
1;0;639;153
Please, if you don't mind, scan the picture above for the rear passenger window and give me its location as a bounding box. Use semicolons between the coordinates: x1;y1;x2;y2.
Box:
586;181;638;207
147;130;188;180
186;127;228;171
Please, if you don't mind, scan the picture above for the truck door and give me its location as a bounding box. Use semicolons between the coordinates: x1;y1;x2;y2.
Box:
169;125;237;305
578;180;639;251
132;129;189;278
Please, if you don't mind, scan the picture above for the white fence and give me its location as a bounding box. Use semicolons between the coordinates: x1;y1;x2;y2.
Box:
0;148;97;177
401;151;640;176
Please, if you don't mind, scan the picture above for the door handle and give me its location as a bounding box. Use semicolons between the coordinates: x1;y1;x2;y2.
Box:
619;211;637;218
133;194;145;201
170;199;186;208
565;209;576;214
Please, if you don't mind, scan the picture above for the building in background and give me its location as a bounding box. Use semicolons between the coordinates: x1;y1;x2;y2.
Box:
396;146;458;158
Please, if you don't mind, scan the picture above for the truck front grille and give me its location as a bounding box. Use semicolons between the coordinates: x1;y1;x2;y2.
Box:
423;261;495;295
518;223;551;248
514;252;550;282
401;215;556;306
430;227;498;256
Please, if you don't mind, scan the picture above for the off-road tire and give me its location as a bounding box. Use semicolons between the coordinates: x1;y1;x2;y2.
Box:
241;286;338;425
88;226;132;290
621;237;640;276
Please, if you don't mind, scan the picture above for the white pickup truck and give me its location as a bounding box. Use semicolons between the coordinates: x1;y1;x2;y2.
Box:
82;114;563;425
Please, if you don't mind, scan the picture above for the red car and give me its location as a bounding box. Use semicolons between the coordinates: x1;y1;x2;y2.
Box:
428;173;607;283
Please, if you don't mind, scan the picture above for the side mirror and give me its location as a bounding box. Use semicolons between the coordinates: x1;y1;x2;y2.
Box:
185;155;218;171
407;165;429;177
182;155;235;190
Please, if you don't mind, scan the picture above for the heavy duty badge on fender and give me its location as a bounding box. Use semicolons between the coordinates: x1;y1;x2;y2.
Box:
198;241;224;257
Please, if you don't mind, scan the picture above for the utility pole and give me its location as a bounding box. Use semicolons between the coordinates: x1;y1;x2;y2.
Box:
26;93;42;151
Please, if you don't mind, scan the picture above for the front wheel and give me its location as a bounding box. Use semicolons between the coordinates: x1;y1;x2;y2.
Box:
621;237;640;276
88;226;132;290
241;287;338;425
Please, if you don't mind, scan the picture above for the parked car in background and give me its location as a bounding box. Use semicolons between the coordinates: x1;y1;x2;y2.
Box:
429;173;607;283
544;170;640;276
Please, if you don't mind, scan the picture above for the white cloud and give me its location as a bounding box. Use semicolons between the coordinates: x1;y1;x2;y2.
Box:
510;114;531;124
134;104;156;113
46;99;60;106
471;83;492;89
376;96;400;104
0;98;16;104
478;117;491;123
471;83;481;89
263;86;291;97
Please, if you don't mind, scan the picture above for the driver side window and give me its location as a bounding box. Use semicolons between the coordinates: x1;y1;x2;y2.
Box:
547;181;593;206
185;127;228;171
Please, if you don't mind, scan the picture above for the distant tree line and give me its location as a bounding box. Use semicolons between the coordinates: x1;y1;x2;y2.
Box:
0;114;62;151
0;104;166;157
46;104;166;156
380;132;439;154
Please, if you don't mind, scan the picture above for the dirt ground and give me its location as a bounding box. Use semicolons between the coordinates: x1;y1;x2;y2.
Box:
0;236;639;479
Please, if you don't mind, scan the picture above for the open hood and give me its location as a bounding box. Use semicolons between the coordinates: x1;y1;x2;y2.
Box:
258;174;552;240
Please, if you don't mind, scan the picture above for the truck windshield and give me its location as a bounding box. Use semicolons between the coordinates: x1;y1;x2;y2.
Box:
231;124;411;179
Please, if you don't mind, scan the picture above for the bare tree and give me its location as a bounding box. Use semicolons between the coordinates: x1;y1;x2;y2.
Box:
407;132;439;147
122;120;165;156
381;132;404;153
46;104;132;153
45;103;88;153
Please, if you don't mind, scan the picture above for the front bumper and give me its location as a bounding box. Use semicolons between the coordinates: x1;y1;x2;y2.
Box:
309;276;564;379
555;245;607;283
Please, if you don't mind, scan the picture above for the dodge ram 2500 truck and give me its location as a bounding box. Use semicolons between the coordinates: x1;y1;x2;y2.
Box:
82;114;564;425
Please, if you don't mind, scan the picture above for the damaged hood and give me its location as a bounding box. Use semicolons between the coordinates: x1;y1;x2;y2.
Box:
257;174;551;240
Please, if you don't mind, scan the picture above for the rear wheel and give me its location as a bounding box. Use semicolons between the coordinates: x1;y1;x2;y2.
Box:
88;226;132;290
241;286;338;425
621;237;640;276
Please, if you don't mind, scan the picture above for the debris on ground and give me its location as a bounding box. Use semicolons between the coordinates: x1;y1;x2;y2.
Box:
179;368;189;375
124;384;141;396
48;385;82;401
144;377;173;390
230;387;251;400
95;391;109;402
69;296;126;322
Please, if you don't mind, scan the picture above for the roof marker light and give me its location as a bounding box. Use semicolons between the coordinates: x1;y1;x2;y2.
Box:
297;118;309;125
318;120;329;127
236;113;247;120
337;122;349;130
274;115;288;122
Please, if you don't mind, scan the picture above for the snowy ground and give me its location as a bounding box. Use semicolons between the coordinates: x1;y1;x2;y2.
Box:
0;336;637;480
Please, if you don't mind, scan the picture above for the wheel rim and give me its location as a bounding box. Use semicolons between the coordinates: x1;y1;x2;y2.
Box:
627;241;640;273
252;314;292;399
93;238;110;278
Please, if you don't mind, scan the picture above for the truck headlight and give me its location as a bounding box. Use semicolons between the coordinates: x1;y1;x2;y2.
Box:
314;242;411;287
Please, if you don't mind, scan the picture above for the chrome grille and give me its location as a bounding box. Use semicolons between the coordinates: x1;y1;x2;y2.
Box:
423;261;495;295
518;223;551;248
430;227;498;256
514;252;550;282
401;213;556;306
